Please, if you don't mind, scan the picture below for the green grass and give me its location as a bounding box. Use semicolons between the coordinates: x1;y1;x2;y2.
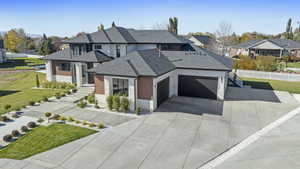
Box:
0;71;65;115
242;77;300;94
0;57;44;70
287;62;300;68
0;124;97;160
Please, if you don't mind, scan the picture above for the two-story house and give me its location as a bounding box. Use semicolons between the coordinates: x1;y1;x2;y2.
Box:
44;25;232;112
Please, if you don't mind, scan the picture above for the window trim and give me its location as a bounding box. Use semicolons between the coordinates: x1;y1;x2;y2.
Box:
112;78;129;96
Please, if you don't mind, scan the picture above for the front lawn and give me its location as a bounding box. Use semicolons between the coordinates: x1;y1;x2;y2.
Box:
287;62;300;68
0;57;44;70
0;124;97;160
0;71;65;115
242;77;300;94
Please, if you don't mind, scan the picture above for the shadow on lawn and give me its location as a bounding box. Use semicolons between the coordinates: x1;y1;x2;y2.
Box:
0;90;20;97
243;80;274;90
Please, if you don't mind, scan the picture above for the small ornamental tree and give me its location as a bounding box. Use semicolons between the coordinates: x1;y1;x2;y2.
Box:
36;74;40;88
44;112;52;123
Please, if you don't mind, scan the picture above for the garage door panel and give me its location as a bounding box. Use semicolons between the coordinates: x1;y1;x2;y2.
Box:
178;75;217;100
157;77;170;106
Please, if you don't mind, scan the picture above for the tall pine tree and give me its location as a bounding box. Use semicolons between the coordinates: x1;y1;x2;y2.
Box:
38;34;54;55
285;18;293;39
168;17;178;35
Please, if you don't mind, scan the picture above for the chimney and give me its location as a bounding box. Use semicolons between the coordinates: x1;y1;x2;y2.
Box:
97;24;104;31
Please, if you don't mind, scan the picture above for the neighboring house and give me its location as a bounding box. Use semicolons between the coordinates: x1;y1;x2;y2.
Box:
44;25;233;112
188;35;222;54
0;39;6;63
229;39;300;58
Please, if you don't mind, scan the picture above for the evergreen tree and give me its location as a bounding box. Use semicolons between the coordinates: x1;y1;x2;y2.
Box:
285;18;293;39
168;17;178;35
38;34;54;55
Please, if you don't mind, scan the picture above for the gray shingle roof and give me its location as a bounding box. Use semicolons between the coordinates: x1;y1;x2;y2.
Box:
191;35;216;45
232;39;300;49
163;46;232;71
90;47;232;77
64;26;185;44
43;48;112;63
89;49;176;77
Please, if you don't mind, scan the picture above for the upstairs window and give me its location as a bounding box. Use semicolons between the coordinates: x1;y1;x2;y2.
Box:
59;63;71;71
112;78;128;96
116;45;121;58
94;44;102;50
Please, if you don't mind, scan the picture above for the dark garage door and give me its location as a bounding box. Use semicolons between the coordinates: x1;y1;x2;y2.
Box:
157;77;170;106
178;75;218;100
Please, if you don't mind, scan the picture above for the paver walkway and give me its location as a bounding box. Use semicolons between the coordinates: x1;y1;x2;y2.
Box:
22;87;136;126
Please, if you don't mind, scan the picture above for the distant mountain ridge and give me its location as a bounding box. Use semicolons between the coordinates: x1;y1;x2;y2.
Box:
0;31;42;38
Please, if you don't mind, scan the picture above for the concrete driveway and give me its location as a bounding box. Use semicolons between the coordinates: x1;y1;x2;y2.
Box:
1;87;299;169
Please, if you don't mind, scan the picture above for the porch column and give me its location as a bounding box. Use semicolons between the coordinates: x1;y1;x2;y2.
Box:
75;62;83;87
46;60;54;82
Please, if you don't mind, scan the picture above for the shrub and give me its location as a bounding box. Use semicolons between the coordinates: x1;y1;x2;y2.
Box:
42;81;75;90
75;120;81;124
36;74;40;88
3;134;12;142
37;118;44;123
67;116;74;122
42;96;48;102
14;107;21;111
27;121;37;128
94;100;100;109
11;130;20;137
11;113;19;118
52;114;60;120
88;123;96;127
83;121;88;125
135;107;142;115
21;126;29;132
112;96;120;111
22;105;26;108
255;56;278;72
28;101;35;106
66;91;71;95
106;96;113;110
59;116;66;121
72;89;77;93
55;93;61;99
4;104;11;110
120;97;130;112
0;116;10;122
61;93;66;97
97;123;105;129
77;100;87;108
87;94;95;104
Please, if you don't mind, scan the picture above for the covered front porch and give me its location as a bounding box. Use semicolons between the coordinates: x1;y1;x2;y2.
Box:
249;48;284;58
45;60;97;87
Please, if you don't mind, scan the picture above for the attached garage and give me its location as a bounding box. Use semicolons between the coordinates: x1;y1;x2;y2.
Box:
157;77;170;106
178;75;218;100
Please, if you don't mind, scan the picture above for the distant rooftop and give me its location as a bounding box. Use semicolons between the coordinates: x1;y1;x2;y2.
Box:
232;39;300;49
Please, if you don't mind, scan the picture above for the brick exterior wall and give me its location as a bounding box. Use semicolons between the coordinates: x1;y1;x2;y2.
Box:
94;75;105;94
137;76;153;100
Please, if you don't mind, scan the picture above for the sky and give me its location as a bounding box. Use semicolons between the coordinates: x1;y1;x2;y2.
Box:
1;0;300;37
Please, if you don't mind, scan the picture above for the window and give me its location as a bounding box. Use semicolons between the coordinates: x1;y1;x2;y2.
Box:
59;63;71;71
94;44;102;50
113;78;128;96
116;45;121;58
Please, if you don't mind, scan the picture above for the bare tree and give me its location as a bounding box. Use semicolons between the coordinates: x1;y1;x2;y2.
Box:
215;21;233;56
152;21;168;30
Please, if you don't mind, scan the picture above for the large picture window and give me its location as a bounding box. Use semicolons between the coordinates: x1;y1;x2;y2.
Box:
113;78;128;96
59;63;71;71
